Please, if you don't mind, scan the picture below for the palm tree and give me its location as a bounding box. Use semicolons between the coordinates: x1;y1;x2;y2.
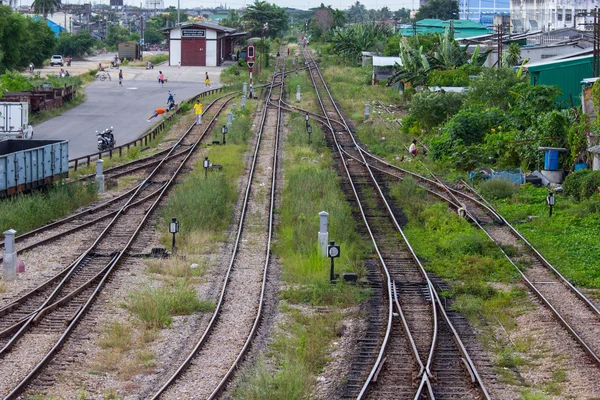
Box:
332;9;346;28
33;0;62;19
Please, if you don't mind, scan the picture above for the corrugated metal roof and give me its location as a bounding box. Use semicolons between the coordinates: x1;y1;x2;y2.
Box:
398;19;491;39
525;54;593;71
372;56;401;67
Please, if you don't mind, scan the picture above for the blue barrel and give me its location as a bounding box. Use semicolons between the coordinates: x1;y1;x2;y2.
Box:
544;150;559;171
574;163;588;171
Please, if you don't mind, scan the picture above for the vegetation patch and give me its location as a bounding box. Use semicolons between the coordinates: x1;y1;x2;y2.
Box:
0;181;97;233
124;280;214;329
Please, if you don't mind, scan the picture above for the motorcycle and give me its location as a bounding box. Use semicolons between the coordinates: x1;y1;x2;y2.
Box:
110;60;120;69
97;127;116;151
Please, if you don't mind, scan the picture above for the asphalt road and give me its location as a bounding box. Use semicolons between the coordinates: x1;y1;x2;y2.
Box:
34;55;227;160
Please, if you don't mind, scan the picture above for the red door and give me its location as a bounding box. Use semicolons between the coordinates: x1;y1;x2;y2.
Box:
181;38;206;66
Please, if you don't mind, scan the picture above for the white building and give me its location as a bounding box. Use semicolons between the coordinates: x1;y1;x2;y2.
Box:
511;0;597;32
145;0;164;10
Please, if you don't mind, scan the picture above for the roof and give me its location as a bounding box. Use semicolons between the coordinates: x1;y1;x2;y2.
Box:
524;54;593;72
160;21;237;33
399;19;491;39
372;56;401;67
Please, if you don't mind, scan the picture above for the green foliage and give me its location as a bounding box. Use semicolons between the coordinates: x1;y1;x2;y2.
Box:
388;37;430;87
241;1;288;38
0;7;56;71
467;67;523;109
383;35;400;56
478;179;517;199
408;90;464;130
0;181;98;234
126;280;213;329
427;68;470;86
330;23;393;64
415;0;459;20
0;69;34;92
105;24;131;47
508;83;562;130
515;110;569;170
503;42;521;67
55;30;98;58
32;0;62;18
563;170;600;201
567;114;588;165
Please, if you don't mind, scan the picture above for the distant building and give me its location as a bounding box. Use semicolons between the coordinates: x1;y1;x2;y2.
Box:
145;0;164;10
511;0;596;33
398;19;492;39
459;0;510;25
162;21;246;67
32;16;67;37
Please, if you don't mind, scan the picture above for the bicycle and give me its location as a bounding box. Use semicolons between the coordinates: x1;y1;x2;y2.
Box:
96;71;111;81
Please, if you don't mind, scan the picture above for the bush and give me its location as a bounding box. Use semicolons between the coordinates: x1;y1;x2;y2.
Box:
564;170;600;201
478;178;517;199
179;100;192;113
427;69;470;87
408;90;464;130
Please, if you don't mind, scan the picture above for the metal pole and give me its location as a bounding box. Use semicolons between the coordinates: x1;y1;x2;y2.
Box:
172;232;176;250
330;258;335;282
177;0;180;24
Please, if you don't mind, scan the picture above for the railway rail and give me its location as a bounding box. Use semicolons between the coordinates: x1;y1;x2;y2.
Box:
149;53;285;399
0;92;237;266
302;50;490;399
0;90;235;399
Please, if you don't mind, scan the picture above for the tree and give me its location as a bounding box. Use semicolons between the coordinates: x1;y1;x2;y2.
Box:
105;24;129;47
221;9;242;29
55;31;97;58
348;1;367;23
394;8;411;22
503;42;521;67
330;23;393;64
378;6;392;20
415;0;458;20
332;9;346;28
313;7;333;32
32;0;61;19
241;1;288;37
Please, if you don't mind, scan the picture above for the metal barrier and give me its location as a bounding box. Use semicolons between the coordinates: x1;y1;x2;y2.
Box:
69;87;225;171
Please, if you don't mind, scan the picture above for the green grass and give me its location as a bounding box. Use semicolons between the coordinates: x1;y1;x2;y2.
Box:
0;181;98;234
125;279;214;329
490;184;600;288
235;72;370;397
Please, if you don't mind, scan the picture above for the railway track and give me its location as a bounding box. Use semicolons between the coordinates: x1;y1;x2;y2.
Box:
0;92;237;269
351;139;600;370
0;90;235;399
302;50;490;399
149;54;285;399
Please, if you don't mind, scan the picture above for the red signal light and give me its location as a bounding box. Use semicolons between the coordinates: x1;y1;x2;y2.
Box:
248;46;255;58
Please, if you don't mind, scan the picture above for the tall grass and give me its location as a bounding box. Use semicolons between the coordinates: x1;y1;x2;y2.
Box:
0;181;97;233
125;280;214;329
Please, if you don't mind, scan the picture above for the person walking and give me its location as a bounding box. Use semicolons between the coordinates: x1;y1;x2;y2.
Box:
194;100;203;125
158;71;165;87
409;139;418;156
205;72;211;88
119;69;123;86
29;62;34;74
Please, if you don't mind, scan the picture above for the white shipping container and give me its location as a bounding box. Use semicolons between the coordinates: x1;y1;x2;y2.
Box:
0;102;33;139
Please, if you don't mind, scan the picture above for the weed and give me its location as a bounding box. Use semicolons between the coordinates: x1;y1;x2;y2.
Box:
478;178;517;199
125;280;214;329
520;388;552;399
146;256;206;278
496;346;525;368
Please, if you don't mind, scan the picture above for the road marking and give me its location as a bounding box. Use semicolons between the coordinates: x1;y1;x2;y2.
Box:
126;87;139;90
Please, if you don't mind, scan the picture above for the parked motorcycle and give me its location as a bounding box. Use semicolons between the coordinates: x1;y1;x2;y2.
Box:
97;127;116;151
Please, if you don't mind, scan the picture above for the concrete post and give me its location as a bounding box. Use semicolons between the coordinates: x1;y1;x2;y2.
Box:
296;85;301;101
3;229;17;281
96;159;105;193
318;211;329;257
365;104;370;120
241;95;246;110
227;113;233;127
243;82;247;96
232;103;236;114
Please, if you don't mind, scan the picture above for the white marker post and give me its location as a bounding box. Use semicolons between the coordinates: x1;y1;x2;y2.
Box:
318;211;329;256
3;229;17;281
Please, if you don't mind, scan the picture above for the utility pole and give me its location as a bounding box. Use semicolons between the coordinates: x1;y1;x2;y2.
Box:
496;24;503;68
594;7;599;77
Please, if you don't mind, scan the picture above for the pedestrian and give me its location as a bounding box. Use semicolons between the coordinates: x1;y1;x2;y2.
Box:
158;71;165;87
119;69;123;86
287;48;290;56
409;139;418;156
147;107;167;122
178;61;181;69
205;72;210;88
29;62;34;74
59;68;65;77
193;100;203;125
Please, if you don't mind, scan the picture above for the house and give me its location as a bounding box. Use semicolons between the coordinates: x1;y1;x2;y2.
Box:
161;21;246;67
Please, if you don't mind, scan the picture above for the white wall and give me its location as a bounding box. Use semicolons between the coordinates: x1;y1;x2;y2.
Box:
206;41;217;67
170;41;181;66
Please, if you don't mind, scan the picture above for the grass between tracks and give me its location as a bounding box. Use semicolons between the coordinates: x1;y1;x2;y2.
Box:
234;59;371;399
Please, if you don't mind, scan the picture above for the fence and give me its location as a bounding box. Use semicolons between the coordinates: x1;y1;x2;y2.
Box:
69;87;225;171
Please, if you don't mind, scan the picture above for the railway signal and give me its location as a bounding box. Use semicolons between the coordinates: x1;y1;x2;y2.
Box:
221;125;228;144
169;218;179;252
327;240;340;283
546;191;555;217
204;156;210;178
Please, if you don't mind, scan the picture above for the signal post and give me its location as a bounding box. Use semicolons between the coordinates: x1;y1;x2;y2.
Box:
247;45;255;97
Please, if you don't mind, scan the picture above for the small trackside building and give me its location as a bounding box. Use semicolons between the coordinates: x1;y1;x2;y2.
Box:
163;21;246;67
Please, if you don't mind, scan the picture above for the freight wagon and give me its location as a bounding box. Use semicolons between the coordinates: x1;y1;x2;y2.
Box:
0;139;69;197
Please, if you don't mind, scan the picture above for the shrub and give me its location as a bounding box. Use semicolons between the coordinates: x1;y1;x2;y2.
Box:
427;69;470;87
408;90;464;130
478;178;517;199
179;100;192;113
562;170;598;201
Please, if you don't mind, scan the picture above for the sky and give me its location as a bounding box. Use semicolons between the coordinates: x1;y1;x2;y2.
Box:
19;0;417;12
